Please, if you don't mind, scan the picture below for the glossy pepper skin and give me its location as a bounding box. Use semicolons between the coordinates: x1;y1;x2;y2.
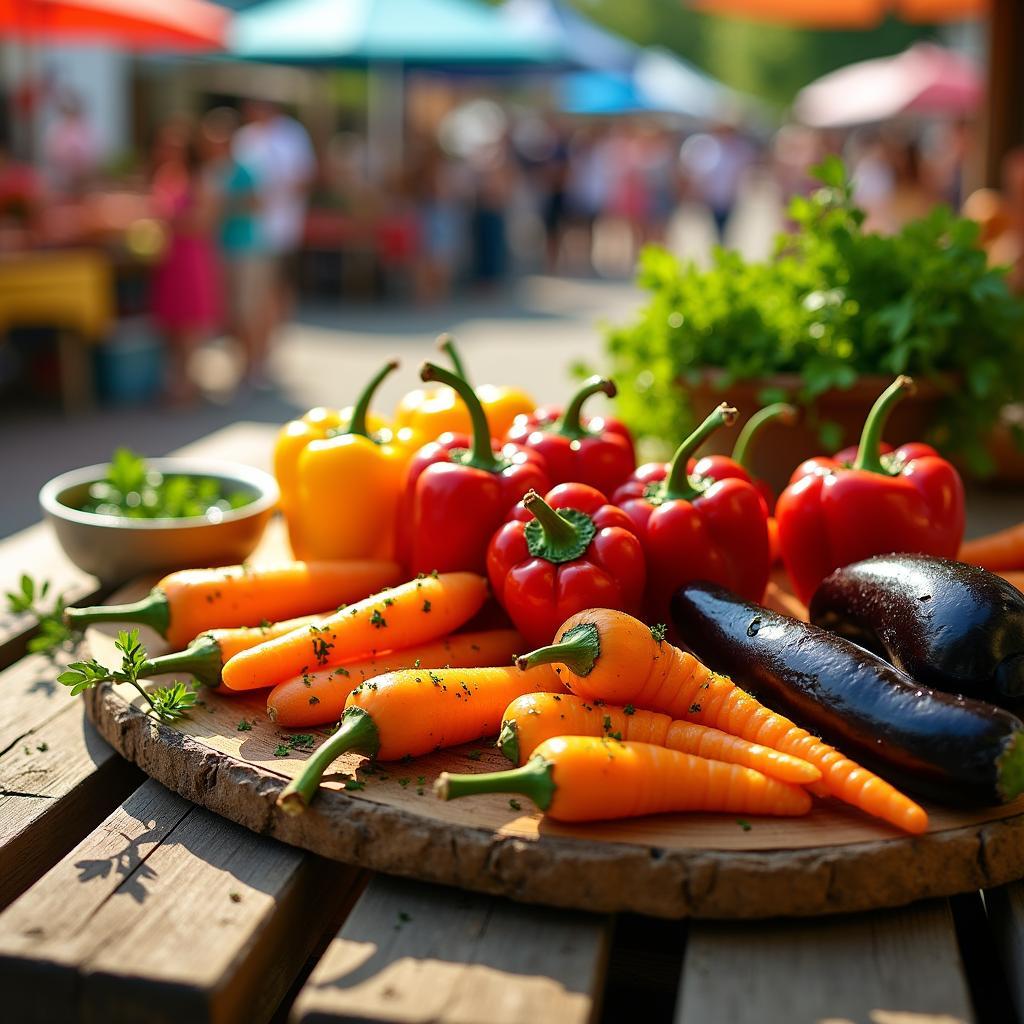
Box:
505;376;636;496
399;361;550;575
394;335;534;441
776;376;965;606
612;403;771;616
487;483;646;647
274;361;420;561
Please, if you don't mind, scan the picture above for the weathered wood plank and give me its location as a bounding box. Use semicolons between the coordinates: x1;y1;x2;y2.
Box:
0;704;141;910
676;901;974;1024
983;881;1024;1020
0;649;142;908
0;778;363;1024
290;875;610;1024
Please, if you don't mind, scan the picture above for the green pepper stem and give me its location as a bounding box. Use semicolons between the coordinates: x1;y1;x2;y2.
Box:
557;377;617;440
437;334;471;386
525;491;577;545
731;403;797;468
515;622;601;677
419;360;500;473
140;634;223;688
277;707;381;815
997;730;1024;802
65;590;171;639
348;359;400;438
663;403;738;500
853;376;915;474
434;756;556;810
498;719;521;765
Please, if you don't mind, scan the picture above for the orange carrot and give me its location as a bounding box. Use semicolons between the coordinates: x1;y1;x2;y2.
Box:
499;692;821;785
267;628;523;726
518;609;928;834
135;612;329;688
222;572;489;691
436;735;812;821
65;560;403;650
960;524;1024;572
277;663;566;811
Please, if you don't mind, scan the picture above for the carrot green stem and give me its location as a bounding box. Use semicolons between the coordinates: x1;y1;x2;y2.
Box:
277;706;381;814
557;377;616;440
853;376;915;475
523;491;595;564
437;333;471;385
661;403;738;502
419;360;500;473
348;359;400;439
498;719;520;764
140;634;223;688
435;755;556;810
516;622;600;676
731;403;797;468
65;590;171;639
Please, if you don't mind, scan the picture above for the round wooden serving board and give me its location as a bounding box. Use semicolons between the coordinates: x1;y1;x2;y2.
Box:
83;577;1024;921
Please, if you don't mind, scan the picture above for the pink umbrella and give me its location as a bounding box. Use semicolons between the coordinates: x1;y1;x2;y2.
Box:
793;43;982;128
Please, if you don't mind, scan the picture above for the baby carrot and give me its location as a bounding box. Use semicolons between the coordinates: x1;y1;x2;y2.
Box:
65;560;403;650
961;523;1024;572
222;571;488;691
499;692;821;785
267;628;523;726
518;609;928;834
277;663;566;812
437;735;812;822
133;613;329;688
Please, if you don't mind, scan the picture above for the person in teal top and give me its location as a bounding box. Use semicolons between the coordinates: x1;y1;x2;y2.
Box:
200;107;274;387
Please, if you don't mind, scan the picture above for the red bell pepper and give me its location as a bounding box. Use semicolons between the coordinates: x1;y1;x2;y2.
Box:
612;403;771;616
487;483;645;646
505;376;636;495
775;376;965;606
691;402;798;511
399;361;550;575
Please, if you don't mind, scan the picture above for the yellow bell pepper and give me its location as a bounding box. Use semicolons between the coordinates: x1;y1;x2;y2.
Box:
273;360;419;560
393;335;534;440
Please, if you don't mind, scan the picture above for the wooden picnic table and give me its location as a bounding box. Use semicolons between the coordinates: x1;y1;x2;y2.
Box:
0;420;1021;1024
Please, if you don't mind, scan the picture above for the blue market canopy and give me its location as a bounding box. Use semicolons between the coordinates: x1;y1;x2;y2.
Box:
500;0;637;73
560;48;740;121
228;0;563;66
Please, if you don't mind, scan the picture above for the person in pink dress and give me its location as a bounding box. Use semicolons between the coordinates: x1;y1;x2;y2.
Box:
150;125;223;404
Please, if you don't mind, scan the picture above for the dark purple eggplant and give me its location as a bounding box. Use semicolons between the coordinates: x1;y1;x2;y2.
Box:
670;581;1024;807
809;554;1024;709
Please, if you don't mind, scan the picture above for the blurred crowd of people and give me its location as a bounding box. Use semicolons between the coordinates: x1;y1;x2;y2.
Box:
7;83;1024;407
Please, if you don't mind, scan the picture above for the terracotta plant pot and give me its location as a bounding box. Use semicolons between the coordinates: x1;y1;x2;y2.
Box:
685;372;949;497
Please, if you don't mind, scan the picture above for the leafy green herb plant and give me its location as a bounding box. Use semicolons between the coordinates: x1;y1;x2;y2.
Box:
57;628;198;723
77;448;253;520
605;157;1024;472
5;574;78;656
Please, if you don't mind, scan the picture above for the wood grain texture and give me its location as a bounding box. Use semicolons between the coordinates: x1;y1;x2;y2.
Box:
290;875;609;1024
676;901;975;1024
982;881;1024;1020
0;778;363;1024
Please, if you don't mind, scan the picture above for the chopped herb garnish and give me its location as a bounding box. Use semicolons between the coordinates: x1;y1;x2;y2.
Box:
422;599;432;613
309;695;320;705
274;744;290;756
344;779;366;791
237;720;253;732
370;609;387;629
229;891;242;903
398;777;411;787
36;742;49;752
624;704;636;715
466;749;482;761
650;623;667;644
334;666;350;678
509;799;522;811
737;819;752;832
689;703;702;714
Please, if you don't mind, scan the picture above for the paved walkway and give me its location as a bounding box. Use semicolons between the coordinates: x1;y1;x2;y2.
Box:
0;276;639;537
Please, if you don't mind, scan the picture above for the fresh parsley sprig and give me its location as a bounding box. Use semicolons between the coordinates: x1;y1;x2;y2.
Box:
57;628;197;723
5;574;79;656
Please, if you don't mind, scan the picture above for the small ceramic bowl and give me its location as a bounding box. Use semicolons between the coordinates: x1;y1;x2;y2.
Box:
40;458;279;583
